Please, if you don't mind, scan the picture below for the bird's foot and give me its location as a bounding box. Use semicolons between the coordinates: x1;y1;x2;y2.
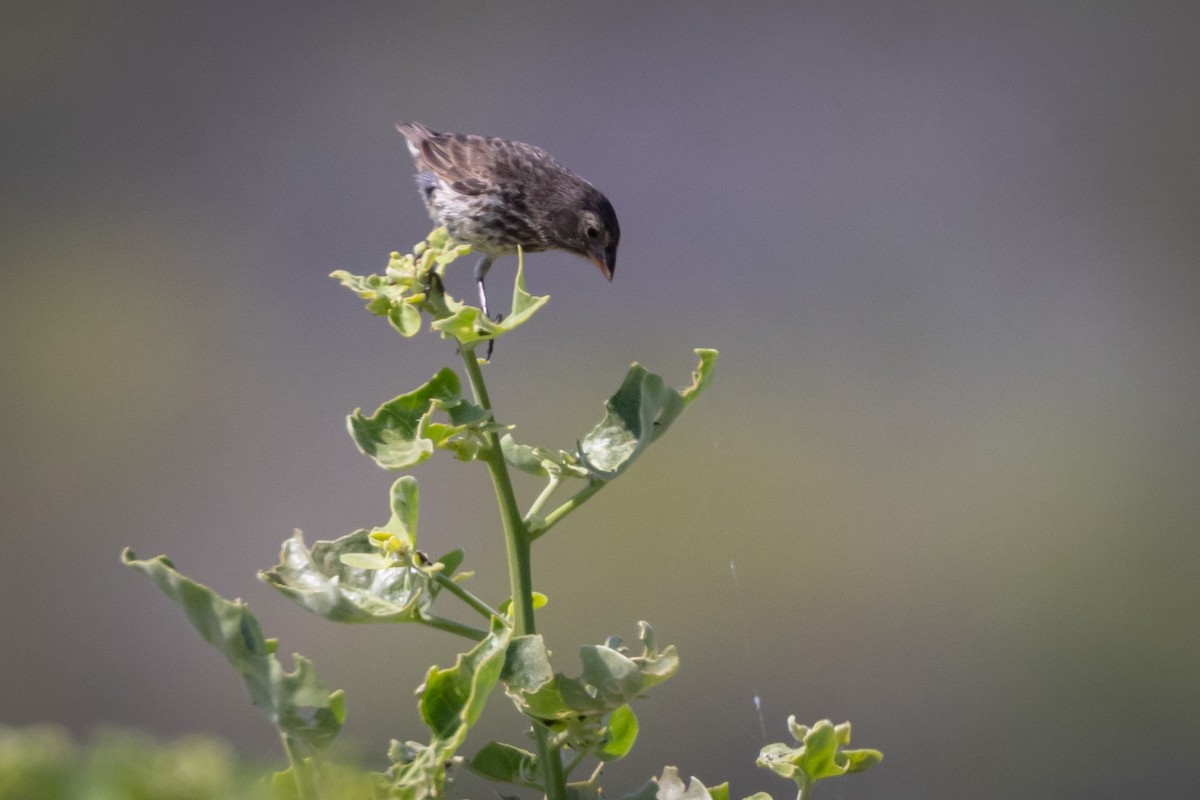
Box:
483;313;503;360
423;270;445;297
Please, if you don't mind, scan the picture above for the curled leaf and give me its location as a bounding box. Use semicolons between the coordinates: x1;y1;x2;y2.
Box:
466;741;541;790
502;623;676;758
347;368;495;470
757;718;881;792
577;349;717;480
122;549;344;751
259;530;431;623
431;251;549;346
386;620;513;799
500;435;589;479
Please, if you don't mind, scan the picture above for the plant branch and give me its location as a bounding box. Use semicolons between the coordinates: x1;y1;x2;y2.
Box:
529;480;605;542
459;346;494;410
536;731;569;799
459;345;568;800
459;348;535;634
280;733;317;800
525;474;562;523
433;572;505;622
419;615;487;641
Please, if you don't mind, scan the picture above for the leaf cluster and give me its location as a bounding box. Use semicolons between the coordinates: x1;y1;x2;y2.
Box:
757;718;882;799
330;227;546;345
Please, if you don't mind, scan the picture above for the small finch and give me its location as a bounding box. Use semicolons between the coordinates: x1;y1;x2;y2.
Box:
395;122;620;320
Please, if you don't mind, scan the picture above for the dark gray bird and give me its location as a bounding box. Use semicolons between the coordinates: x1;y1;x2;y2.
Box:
395;122;620;320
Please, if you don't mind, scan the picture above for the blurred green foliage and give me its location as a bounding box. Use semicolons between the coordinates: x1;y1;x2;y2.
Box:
0;725;272;800
0;725;383;800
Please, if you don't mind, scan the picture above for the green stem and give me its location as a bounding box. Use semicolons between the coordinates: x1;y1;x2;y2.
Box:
280;733;316;800
561;747;588;779
460;349;535;633
433;572;505;621
530;480;605;541
536;730;569;799
526;474;562;523
796;776;813;800
420;614;487;641
459;346;568;800
460;346;494;409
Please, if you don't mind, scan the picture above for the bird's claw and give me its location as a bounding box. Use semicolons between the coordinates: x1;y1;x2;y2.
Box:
483;313;504;360
423;270;445;297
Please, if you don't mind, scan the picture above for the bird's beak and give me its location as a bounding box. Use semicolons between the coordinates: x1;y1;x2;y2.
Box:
587;243;617;281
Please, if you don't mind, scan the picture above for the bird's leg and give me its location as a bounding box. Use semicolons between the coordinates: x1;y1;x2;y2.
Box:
474;255;498;359
474;256;494;319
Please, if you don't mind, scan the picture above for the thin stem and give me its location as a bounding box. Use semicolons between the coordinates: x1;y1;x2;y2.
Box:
460;349;535;634
530;480;605;542
561;748;588;779
525;474;562;522
419;615;487;641
280;733;316;800
460;347;493;410
796;776;813;800
433;571;505;621
459;346;568;800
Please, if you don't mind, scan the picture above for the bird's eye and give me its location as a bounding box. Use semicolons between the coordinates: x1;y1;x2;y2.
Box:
585;226;600;239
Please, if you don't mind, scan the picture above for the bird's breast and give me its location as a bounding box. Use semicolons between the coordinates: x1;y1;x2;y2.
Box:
424;182;550;255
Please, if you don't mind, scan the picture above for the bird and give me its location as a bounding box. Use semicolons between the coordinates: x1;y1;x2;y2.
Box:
395;122;620;322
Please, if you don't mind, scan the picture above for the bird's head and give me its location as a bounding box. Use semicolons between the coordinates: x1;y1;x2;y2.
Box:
552;186;620;281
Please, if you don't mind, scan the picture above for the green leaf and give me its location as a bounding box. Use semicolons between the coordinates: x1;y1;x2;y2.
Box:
842;747;884;773
331;228;554;350
498;434;550;475
577;349;717;480
420;620;510;739
332;228;474;342
500;434;590;479
391;301;422;337
498;591;549;617
338;552;397;570
121;549;344;751
502;623;677;758
347;368;495;470
596;704;638;762
430;249;549;347
756;718;882;791
259;530;431;623
430;548;464;575
466;741;541;789
331;270;409;317
385;621;513;799
423;548;470;605
430;548;464;574
384;475;420;542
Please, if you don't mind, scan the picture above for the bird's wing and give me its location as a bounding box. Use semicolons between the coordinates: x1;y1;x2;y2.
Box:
395;122;496;196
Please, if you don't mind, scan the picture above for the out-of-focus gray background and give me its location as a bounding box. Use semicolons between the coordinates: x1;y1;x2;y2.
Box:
3;2;1199;797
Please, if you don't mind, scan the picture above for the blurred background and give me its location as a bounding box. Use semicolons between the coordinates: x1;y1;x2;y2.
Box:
3;2;1199;797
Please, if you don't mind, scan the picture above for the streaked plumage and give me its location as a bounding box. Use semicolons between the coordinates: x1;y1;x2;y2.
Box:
395;122;620;319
